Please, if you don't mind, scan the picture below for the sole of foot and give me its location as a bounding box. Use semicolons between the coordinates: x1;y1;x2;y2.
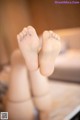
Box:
39;30;61;76
17;26;40;71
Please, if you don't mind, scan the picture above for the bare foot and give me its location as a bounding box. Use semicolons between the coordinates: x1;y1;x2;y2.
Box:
39;30;61;76
17;26;40;71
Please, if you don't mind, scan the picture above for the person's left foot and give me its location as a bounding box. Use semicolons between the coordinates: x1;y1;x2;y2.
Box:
39;30;61;76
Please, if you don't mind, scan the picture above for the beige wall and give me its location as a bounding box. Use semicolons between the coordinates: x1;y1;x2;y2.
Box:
29;0;80;34
0;0;31;64
0;0;80;65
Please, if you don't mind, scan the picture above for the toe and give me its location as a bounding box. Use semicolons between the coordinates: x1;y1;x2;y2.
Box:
23;28;28;35
27;26;36;35
19;31;24;38
27;26;35;32
17;34;19;40
49;31;60;40
42;31;50;41
17;34;21;42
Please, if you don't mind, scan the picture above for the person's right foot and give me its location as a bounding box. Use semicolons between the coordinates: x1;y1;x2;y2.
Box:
17;26;40;71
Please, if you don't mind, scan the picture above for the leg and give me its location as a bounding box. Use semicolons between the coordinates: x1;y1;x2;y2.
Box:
17;26;53;119
39;111;50;120
17;26;61;120
6;50;35;120
29;69;52;120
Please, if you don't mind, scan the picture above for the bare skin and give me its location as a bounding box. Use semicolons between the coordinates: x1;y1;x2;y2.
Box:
39;30;61;76
29;69;53;120
7;50;35;120
17;26;61;120
17;26;40;71
17;26;61;76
